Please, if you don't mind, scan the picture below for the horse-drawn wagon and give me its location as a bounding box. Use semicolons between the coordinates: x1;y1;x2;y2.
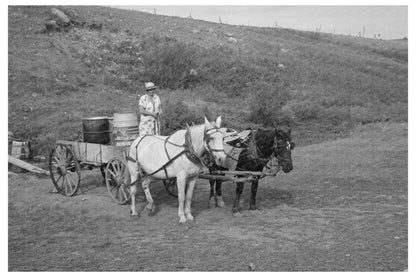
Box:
49;114;294;222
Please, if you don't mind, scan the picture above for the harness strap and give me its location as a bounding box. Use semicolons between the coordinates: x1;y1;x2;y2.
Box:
142;149;187;178
126;126;214;179
184;125;205;166
164;134;173;160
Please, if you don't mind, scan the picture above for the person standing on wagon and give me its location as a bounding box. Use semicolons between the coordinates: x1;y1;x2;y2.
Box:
137;82;162;136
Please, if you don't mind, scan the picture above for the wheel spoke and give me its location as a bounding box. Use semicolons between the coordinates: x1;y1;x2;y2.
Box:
53;155;61;165
120;186;128;201
65;175;74;193
113;162;120;175
67;172;77;192
51;161;60;169
110;183;117;191
54;174;62;186
114;186;120;200
62;176;68;195
107;167;117;178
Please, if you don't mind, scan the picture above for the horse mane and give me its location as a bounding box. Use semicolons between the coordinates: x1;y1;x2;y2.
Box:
188;123;208;156
254;128;276;157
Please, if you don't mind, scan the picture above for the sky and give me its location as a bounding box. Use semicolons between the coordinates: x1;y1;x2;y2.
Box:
114;5;408;40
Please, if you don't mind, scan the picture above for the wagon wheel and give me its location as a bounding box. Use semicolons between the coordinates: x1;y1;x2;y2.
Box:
49;143;81;196
163;179;178;197
105;157;131;204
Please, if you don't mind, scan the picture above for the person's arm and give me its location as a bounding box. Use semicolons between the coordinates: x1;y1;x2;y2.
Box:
155;95;162;115
138;95;157;117
139;106;157;117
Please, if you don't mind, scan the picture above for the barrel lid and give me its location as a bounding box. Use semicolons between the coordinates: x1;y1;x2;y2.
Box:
82;116;109;120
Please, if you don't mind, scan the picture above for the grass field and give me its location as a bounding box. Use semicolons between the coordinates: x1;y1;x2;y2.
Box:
8;122;407;271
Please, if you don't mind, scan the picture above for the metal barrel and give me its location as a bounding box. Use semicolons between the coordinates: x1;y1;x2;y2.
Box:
82;117;111;144
112;112;140;147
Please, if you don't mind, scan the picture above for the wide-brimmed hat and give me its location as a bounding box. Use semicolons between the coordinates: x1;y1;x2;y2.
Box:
144;82;157;91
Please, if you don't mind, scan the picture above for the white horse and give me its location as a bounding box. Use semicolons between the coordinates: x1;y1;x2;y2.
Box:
127;116;226;223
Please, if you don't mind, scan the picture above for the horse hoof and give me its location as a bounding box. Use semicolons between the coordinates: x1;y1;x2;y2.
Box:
249;209;261;216
145;203;155;212
217;200;226;208
208;197;216;208
178;217;187;224
130;211;139;217
186;213;194;221
232;212;243;218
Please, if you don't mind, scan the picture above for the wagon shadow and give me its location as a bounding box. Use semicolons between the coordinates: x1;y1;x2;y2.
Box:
76;169;107;195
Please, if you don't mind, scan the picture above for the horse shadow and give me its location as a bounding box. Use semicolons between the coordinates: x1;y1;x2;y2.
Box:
200;181;295;213
156;180;295;217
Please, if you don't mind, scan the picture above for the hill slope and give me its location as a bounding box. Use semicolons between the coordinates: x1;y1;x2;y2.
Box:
8;6;408;155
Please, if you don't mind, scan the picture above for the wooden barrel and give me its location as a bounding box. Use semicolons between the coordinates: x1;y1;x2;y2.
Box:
112;112;140;146
10;140;31;160
82;117;110;144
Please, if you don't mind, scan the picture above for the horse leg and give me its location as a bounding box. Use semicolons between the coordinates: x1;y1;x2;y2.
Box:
215;180;225;208
127;161;139;216
184;177;197;220
250;180;260;210
176;173;187;223
141;177;155;213
232;182;244;213
208;179;216;208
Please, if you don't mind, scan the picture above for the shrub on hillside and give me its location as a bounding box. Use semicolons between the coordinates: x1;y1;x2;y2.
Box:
160;100;201;135
293;102;321;121
249;83;292;127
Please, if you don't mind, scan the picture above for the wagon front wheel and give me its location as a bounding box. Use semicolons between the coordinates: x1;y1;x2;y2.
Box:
105;157;131;204
49;144;81;196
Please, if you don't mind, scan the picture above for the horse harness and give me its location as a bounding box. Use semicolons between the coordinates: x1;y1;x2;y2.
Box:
223;131;292;170
126;126;224;179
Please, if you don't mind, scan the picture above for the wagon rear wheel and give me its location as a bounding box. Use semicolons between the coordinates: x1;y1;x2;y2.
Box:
163;179;178;197
105;157;131;204
49;144;81;196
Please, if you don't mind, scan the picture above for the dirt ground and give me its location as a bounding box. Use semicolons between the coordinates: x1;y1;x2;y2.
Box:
8;123;407;271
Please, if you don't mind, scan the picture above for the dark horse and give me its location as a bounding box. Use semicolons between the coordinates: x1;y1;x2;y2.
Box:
209;128;295;213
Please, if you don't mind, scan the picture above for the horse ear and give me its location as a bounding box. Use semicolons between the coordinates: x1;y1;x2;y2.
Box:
215;116;222;128
275;128;283;137
204;116;210;127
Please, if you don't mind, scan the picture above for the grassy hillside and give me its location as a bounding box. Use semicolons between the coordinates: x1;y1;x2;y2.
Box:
8;6;408;155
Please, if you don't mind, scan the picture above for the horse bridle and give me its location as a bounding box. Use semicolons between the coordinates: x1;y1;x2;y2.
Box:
273;138;294;163
203;126;225;158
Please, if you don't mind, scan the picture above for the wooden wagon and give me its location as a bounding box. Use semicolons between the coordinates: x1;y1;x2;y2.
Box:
49;140;132;204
